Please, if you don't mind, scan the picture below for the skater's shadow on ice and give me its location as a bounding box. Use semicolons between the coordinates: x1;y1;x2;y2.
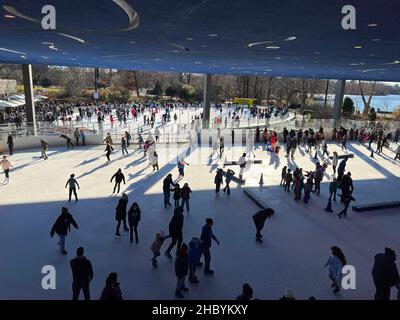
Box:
75;162;110;179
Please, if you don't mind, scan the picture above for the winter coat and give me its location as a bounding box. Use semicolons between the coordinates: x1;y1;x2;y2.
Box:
188;239;203;265
201;224;218;248
172;188;182;200
169;213;184;238
214;173;223;185
325;255;344;282
372;250;400;288
163;176;175;191
225;170;235;184
70;256;93;284
329;181;338;193
127;206;141;226
111;172;125;184
50;212;78;236
115;198;128;221
151;235;166;253
181;186;192;200
175;252;189;278
252;210;269;229
100;284;123;300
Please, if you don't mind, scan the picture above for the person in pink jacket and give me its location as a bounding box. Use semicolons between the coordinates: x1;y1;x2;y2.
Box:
1;155;13;183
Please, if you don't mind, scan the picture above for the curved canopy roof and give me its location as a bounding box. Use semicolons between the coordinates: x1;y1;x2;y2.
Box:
0;0;399;81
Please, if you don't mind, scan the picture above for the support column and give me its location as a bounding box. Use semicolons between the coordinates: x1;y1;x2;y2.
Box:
202;74;212;129
22;64;37;135
333;79;346;128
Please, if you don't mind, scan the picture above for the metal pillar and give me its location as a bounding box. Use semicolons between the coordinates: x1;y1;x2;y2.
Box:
333;79;346;128
22;64;37;134
202;74;212;129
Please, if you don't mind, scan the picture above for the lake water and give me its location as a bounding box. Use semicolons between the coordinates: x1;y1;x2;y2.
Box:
318;94;400;112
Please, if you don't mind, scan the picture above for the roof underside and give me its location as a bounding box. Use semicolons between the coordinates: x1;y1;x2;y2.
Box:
0;0;400;81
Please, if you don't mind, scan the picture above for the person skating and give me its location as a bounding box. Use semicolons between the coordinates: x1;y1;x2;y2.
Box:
7;133;14;155
252;208;275;243
214;169;224;196
100;272;123;300
149;150;159;171
105;142;114;163
337;157;348;183
177;158;189;178
155;127;160;143
164;207;184;259
322;141;329;158
70;247;93;300
65;174;80;202
325;246;346;293
372;247;400;300
284;169;293;192
238;153;247;181
103;132;113;145
163;174;176;208
201;218;220;275
280;166;287;186
127;202;141;244
223;169;235;195
80;130;86;146
171;184;183;208
151;231;168;268
331;151;339;176
328;178;338;202
74;128;81;146
60;133;74;148
303;178;313;204
340;172;354;202
115;193;129;237
50;207;79;255
188;237;203;284
313;163;323;195
110;168;126;194
394;145;400;162
121;136;128;156
236;283;254;300
40;139;49;159
1;155;13;184
337;192;356;219
181;183;192;212
175;243;189;298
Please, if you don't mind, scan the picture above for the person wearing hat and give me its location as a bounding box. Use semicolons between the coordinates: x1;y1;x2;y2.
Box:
372;247;400;300
115;193;129;237
50;207;79;255
252;208;275;243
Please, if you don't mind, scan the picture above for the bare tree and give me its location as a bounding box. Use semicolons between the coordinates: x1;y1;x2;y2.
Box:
359;80;377;115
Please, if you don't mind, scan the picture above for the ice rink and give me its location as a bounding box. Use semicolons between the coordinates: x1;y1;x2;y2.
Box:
0;138;399;300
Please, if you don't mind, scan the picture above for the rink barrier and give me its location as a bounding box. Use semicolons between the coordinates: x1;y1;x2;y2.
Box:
223;159;263;167
352;201;400;212
0;134;103;152
243;187;272;210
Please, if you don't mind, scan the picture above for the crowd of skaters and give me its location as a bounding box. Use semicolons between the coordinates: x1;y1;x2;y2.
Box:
2;107;400;299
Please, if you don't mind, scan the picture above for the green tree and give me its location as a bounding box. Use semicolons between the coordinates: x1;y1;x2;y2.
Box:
342;97;355;114
151;81;163;96
368;107;377;121
40;78;52;88
165;85;179;97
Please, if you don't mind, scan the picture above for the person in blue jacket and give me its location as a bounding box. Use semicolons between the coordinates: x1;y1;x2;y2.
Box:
188;237;203;284
200;218;220;275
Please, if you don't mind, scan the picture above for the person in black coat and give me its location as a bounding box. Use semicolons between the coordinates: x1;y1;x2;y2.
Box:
110;168;126;194
127;202;141;244
340;172;354;201
372;247;400;300
214;169;224;195
252;208;275;243
100;272;123;300
175;243;189;298
236;283;254;300
115;193;129;237
70;247;93;300
7;133;14;155
50;207;79;255
163;174;176;208
164;207;184;259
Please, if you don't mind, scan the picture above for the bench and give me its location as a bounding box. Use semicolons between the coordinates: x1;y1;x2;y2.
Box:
329;154;354;160
223;159;262;167
221;169;245;184
352;201;400;212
